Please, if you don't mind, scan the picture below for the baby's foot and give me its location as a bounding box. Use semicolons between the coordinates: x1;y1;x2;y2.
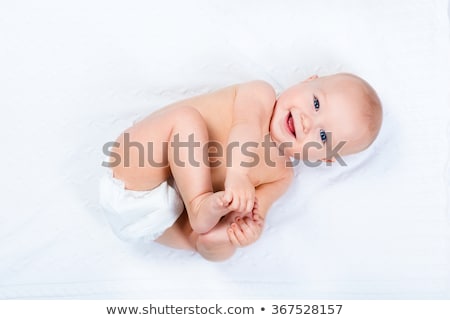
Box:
200;191;232;219
189;191;234;234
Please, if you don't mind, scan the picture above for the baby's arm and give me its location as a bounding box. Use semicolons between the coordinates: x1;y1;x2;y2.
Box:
223;81;276;213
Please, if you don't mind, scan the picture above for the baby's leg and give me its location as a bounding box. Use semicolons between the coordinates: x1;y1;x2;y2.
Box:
111;106;229;234
166;106;230;233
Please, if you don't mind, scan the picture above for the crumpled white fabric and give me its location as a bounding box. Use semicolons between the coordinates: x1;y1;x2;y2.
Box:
99;169;184;243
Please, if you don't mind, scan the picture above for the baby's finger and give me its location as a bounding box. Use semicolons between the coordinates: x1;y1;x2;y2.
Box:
231;222;246;245
222;190;233;205
245;216;263;235
252;213;264;226
253;197;259;209
229;192;241;211
245;197;254;214
239;217;257;238
252;199;259;214
234;194;245;213
227;227;240;247
243;191;253;213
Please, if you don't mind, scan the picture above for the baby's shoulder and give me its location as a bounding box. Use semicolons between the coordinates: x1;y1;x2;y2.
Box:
234;80;276;105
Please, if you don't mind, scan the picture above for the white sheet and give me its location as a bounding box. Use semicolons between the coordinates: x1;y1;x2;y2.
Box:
0;0;449;299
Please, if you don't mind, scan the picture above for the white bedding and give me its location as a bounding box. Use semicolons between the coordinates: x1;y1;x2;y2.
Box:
0;0;449;299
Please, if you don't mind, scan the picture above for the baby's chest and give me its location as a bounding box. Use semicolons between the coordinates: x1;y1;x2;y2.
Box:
209;146;288;191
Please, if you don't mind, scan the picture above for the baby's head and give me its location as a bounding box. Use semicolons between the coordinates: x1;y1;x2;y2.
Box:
269;73;382;162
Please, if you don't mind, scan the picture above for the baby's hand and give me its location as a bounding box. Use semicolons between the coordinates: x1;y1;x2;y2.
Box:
223;171;255;213
227;211;264;248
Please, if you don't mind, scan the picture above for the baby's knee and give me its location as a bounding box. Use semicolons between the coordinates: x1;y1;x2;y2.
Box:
167;106;209;144
173;106;206;130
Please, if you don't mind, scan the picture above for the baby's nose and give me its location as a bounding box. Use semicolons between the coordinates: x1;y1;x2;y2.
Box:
301;114;312;134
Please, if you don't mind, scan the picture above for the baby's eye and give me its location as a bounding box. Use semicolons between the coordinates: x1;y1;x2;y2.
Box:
319;129;327;143
313;96;320;111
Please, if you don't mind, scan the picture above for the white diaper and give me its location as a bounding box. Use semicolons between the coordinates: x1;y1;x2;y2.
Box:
99;169;185;244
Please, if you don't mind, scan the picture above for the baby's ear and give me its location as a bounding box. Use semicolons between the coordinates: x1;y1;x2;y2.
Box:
304;74;318;82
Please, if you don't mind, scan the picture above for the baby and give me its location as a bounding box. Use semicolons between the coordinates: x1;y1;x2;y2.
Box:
100;73;382;261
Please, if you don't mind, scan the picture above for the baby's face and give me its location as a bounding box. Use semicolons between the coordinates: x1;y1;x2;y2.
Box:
269;74;372;161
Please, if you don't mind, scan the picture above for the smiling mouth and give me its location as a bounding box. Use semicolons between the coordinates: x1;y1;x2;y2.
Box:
287;112;296;137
